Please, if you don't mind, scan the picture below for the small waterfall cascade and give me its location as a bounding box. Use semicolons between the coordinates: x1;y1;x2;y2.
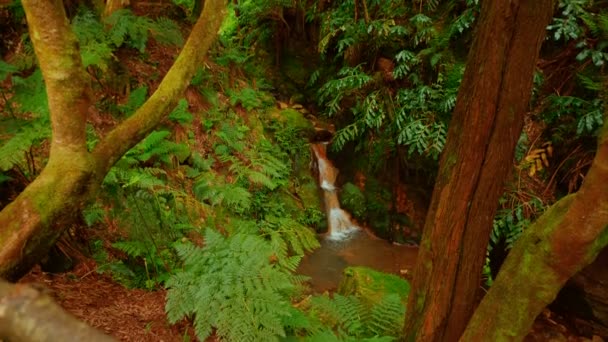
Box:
311;143;359;240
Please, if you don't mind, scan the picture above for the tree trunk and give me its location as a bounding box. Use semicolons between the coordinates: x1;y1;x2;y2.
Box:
403;1;554;341
0;280;115;341
461;120;608;340
0;0;227;281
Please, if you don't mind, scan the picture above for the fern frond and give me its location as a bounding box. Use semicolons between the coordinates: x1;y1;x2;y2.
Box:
0;120;50;171
367;294;405;338
166;230;299;341
150;17;184;47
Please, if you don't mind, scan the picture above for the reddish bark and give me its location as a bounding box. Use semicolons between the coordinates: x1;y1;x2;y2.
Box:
462;120;608;340
403;1;554;341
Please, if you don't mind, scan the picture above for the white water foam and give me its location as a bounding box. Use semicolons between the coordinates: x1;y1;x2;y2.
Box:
326;208;359;241
321;180;335;191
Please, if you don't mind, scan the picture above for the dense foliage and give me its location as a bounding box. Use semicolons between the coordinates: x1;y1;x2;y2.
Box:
1;0;607;339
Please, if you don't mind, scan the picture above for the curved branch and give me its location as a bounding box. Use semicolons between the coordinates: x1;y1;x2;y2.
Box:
0;0;226;280
92;0;227;174
462;120;608;340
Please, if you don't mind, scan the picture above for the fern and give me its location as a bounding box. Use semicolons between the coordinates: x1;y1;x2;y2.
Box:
105;9;153;52
166;229;298;342
0;120;50;171
150;17;185;47
367;294;406;337
168;99;193;124
10;69;49;117
228;87;270;111
303;293;405;340
119;86;148;116
0;70;50;172
262;216;320;263
125;130;190;165
72;9;114;69
0;60;17;81
193;171;253;213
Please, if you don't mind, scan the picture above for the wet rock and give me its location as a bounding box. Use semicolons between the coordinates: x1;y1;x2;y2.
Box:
310;129;333;143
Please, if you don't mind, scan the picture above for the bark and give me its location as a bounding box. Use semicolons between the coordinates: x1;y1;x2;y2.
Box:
0;0;227;281
0;0;97;281
461;120;608;341
403;1;554;341
0;280;115;341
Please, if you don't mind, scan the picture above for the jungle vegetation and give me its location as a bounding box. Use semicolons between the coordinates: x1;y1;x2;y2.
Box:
0;0;607;341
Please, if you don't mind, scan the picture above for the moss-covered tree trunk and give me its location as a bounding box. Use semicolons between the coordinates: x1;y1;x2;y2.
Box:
0;0;227;281
461;120;608;340
403;1;554;341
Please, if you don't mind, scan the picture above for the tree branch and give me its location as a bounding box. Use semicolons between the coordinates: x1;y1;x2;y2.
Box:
0;280;115;341
21;0;91;157
92;0;227;175
0;0;226;280
462;119;608;340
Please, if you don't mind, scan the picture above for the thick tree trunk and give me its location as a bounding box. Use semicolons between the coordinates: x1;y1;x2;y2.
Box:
403;1;554;341
0;0;227;281
462;120;608;340
0;280;115;341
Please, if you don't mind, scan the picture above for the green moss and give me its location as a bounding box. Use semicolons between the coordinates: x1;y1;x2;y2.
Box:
281;108;313;130
338;266;410;305
296;178;322;210
278;188;303;217
341;182;366;219
281;53;311;87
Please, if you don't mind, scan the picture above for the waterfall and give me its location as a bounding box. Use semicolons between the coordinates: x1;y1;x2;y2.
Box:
311;143;359;240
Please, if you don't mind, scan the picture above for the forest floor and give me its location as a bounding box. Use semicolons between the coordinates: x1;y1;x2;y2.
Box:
20;263;195;342
18;255;600;342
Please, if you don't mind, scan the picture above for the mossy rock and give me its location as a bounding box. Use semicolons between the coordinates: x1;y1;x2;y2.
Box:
281;108;313;130
338;266;410;305
296;179;322;210
266;107;313;131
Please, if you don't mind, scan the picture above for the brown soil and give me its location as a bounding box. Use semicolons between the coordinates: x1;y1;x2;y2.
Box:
19;261;194;342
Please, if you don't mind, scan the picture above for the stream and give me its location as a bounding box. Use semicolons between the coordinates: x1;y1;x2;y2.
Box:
297;140;418;292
